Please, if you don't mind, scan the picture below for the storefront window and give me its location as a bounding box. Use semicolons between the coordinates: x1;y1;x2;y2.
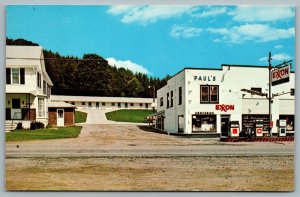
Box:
279;115;294;131
192;115;217;132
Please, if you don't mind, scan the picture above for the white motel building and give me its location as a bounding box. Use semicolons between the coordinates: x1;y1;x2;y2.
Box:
152;64;295;136
50;95;156;110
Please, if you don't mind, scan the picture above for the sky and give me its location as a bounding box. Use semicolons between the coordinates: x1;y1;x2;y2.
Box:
6;5;295;78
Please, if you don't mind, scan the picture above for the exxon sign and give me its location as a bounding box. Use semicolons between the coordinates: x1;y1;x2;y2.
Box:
271;64;290;86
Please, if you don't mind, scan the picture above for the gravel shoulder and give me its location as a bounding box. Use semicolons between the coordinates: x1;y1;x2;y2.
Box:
5;124;295;191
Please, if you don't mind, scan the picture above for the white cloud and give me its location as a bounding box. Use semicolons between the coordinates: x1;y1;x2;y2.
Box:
231;6;294;22
106;57;150;74
274;45;283;49
192;6;227;18
170;24;203;39
259;53;292;62
208;24;294;44
107;5;195;25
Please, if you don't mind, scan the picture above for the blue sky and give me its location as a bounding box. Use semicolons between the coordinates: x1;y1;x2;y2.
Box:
6;5;295;78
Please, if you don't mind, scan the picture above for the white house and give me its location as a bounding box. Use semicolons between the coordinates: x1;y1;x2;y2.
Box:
50;95;156;110
152;65;295;137
6;46;53;128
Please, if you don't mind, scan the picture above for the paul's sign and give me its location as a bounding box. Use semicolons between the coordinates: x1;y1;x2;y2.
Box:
272;65;290;86
194;75;216;82
216;104;234;112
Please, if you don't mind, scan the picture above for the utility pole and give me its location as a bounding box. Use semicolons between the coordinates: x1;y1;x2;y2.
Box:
268;52;273;137
149;85;156;113
152;85;156;113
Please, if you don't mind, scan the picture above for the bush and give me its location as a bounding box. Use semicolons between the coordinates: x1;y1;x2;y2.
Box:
16;122;23;130
30;121;45;130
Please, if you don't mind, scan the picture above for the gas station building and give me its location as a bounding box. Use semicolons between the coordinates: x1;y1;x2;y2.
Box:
150;64;295;137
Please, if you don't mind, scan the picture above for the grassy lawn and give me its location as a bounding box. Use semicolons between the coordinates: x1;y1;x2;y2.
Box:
6;126;82;142
75;110;87;123
105;109;153;123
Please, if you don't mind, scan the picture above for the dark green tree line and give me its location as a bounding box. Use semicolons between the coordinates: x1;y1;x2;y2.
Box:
6;37;171;97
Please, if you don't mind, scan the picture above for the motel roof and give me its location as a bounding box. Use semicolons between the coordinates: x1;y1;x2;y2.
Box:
50;95;156;103
48;101;76;108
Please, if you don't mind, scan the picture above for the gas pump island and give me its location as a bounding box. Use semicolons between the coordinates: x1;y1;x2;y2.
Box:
222;54;292;139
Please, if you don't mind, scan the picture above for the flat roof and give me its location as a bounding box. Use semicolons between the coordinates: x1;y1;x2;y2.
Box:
50;95;155;103
48;101;76;108
171;64;295;78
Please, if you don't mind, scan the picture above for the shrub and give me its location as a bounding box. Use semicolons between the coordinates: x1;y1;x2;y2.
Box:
30;121;45;130
16;122;23;130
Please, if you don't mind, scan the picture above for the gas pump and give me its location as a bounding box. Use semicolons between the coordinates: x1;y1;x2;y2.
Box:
255;120;264;137
278;119;287;137
229;121;240;137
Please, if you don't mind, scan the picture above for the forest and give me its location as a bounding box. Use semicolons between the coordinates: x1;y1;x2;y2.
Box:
6;38;171;98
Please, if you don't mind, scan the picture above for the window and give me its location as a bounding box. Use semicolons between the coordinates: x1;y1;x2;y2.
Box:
6;68;25;85
145;103;149;108
102;102;106;106
170;91;174;107
178;87;182;105
167;93;170;108
37;72;42;88
200;85;219;103
251;87;262;95
192;115;217;132
47;86;51;98
71;102;75;105
160;97;164;107
118;103;121;108
139;103;143;107
279;115;294;131
38;98;45;117
82;102;86;105
111;102;115;106
130;103;134;106
210;86;218;102
291;89;295;96
43;80;47;95
12;68;20;84
88;102;92;106
125;103;128;108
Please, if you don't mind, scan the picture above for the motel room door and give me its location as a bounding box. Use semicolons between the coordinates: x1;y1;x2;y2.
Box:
11;98;22;119
57;109;64;127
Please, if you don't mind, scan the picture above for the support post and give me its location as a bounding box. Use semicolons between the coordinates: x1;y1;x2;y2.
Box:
268;52;272;137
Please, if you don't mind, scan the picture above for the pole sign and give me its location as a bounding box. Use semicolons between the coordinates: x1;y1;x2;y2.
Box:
271;65;290;86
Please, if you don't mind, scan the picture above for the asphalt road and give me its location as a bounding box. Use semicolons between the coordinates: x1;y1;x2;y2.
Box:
6;124;294;158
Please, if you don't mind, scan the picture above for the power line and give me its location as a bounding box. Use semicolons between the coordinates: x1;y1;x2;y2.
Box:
6;57;108;62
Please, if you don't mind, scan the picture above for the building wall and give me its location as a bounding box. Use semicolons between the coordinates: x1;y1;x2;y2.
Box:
157;66;295;135
157;70;185;133
48;108;75;126
66;101;152;110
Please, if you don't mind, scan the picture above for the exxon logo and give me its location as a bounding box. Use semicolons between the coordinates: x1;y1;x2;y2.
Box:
215;104;234;112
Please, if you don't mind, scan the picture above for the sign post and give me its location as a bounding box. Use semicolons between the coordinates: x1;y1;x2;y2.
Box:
268;52;292;137
268;52;272;137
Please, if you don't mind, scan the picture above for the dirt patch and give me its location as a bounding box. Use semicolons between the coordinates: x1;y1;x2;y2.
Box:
6;156;294;191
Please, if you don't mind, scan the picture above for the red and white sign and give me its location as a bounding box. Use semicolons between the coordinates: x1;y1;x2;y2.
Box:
256;128;263;137
215;104;234;112
272;65;290;86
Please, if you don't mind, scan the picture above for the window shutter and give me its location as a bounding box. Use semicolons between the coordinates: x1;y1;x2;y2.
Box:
20;68;25;84
6;68;11;84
